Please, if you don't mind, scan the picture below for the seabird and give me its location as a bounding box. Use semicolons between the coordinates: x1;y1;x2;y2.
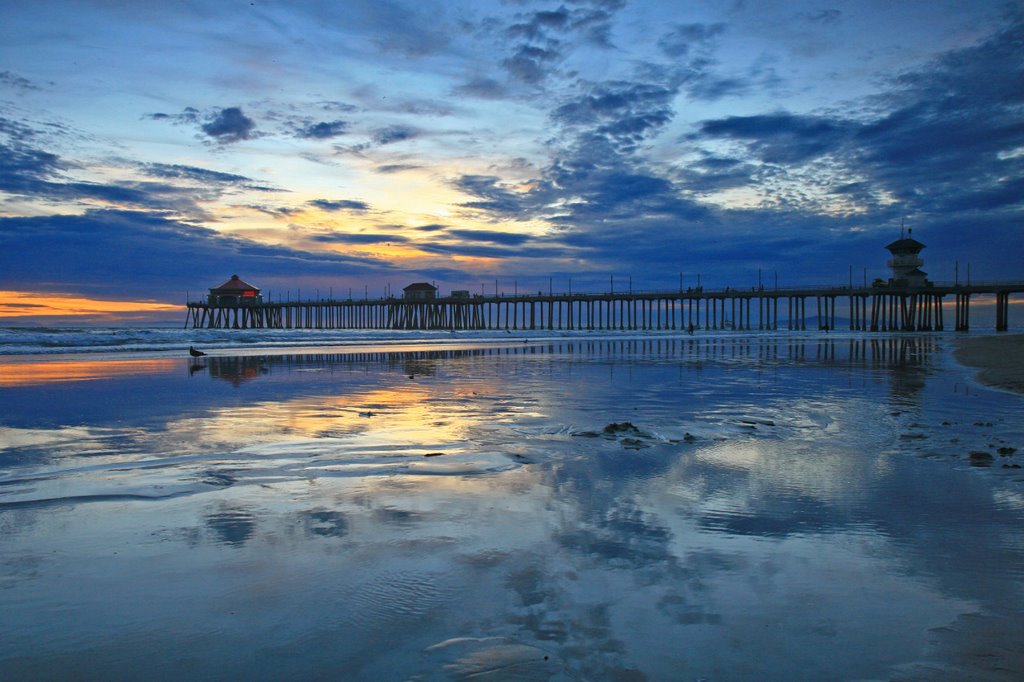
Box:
189;346;207;357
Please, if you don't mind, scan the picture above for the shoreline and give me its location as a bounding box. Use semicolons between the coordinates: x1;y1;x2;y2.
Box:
953;333;1024;395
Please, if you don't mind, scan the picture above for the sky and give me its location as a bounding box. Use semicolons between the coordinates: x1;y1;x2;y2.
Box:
1;0;1022;323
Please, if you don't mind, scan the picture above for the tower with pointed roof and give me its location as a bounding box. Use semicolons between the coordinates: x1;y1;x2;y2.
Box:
885;229;929;288
208;274;262;305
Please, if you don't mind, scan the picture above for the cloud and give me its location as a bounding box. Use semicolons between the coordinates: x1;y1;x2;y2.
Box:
371;126;417;146
553;81;676;151
140;163;253;184
502;44;562;84
453;175;532;217
447;229;531;245
0;209;384;300
310;232;408;245
687;13;1024;223
697;112;852;164
0;71;43;92
506;4;618;48
293;119;349;139
307;199;371;212
657;22;726;58
452;77;511;100
0;137;216;217
375;163;421;174
0;141;65;193
201;107;256;143
805;9;842;25
144;107;201;125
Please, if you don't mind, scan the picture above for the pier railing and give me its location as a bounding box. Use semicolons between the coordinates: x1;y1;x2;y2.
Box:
184;281;1024;332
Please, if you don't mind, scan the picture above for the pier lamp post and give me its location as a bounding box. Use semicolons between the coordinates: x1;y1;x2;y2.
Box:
610;274;614;295
514;280;517;297
629;275;632;294
569;278;572;296
955;261;959;286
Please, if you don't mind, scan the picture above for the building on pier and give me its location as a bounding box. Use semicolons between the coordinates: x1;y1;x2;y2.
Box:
885;230;929;288
403;282;437;301
208;274;262;305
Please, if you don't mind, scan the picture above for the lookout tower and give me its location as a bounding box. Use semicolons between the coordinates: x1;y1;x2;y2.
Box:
403;282;437;301
885;229;929;288
208;274;262;305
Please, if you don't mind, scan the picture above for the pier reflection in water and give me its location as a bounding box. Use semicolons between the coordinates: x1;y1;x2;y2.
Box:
1;335;1022;681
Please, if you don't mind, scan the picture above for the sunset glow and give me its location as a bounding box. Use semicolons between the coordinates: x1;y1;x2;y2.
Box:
0;291;183;319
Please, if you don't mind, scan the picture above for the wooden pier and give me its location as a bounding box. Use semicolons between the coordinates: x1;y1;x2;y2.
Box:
185;282;1024;332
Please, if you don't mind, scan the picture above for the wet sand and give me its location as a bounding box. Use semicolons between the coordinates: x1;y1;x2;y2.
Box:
954;333;1024;395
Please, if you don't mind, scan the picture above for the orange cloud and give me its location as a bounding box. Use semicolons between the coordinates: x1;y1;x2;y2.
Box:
0;291;183;318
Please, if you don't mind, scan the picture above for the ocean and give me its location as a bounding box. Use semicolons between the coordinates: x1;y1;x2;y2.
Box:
1;327;1022;680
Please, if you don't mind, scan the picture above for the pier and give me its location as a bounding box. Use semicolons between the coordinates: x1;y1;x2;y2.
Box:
184;282;1024;332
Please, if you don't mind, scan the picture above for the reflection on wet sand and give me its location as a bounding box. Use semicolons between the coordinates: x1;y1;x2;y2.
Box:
0;358;176;387
1;335;1022;680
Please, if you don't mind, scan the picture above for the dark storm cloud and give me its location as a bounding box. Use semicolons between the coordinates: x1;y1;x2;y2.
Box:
413;223;447;232
0;209;382;299
506;5;616;47
293;119;349;139
307;198;370;212
201;107;256;143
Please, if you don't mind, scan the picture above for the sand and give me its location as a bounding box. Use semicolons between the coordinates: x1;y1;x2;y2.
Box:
953;333;1024;395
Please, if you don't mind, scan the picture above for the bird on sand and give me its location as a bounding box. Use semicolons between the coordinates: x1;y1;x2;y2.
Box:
189;346;207;357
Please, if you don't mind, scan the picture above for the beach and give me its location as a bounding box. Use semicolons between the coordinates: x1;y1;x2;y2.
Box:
1;331;1022;680
954;333;1024;395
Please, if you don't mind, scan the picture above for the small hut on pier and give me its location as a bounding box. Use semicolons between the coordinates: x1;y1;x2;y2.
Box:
885;230;929;288
403;282;437;301
208;275;262;305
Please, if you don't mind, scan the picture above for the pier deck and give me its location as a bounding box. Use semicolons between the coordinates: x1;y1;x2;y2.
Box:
185;282;1024;332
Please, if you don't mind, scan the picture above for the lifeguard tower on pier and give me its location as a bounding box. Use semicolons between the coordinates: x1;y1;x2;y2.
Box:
885;230;930;288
